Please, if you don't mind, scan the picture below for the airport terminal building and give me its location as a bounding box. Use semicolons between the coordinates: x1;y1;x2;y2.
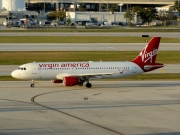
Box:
26;0;175;12
0;0;177;26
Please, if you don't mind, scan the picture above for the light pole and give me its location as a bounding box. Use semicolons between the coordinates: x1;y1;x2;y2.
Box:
61;0;63;10
177;0;180;16
118;3;123;12
10;0;13;11
94;0;95;11
44;0;45;13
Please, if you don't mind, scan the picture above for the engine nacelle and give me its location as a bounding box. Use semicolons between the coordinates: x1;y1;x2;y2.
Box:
63;76;79;86
53;79;63;83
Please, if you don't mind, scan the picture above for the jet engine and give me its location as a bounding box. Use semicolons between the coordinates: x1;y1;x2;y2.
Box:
53;79;63;83
63;76;79;86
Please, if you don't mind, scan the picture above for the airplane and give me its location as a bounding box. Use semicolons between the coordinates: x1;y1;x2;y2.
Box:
11;37;164;88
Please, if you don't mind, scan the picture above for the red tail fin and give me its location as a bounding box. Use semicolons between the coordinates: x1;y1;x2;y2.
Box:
132;37;163;72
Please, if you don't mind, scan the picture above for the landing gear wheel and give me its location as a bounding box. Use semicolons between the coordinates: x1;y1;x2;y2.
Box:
31;80;34;88
31;84;34;88
86;83;92;88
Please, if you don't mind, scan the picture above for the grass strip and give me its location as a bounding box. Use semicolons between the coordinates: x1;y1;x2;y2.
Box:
0;51;180;65
0;36;180;43
0;76;19;81
115;73;180;80
1;74;180;81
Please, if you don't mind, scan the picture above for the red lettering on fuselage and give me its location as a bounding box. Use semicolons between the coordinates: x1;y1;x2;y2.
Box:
39;63;90;68
61;63;89;67
39;63;59;68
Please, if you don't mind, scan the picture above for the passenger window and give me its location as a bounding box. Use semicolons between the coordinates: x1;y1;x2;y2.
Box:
24;68;26;70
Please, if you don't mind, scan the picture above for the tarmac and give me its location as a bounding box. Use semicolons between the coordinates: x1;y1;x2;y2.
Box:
0;81;180;135
0;43;180;51
0;32;180;39
0;30;179;135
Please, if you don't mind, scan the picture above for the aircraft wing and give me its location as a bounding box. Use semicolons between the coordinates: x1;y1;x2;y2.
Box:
56;72;120;80
77;73;114;78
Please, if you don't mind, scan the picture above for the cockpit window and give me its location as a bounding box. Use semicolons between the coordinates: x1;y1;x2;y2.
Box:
18;67;26;70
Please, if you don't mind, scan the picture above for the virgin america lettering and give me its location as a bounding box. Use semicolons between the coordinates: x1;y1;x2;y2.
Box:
140;45;158;63
39;63;59;68
61;63;89;67
39;63;90;68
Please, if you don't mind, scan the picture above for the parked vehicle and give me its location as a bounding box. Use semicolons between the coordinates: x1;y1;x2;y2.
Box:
51;20;58;26
44;21;51;26
85;21;95;26
101;21;118;27
58;21;65;25
14;19;27;26
51;20;65;26
39;21;51;26
30;21;36;26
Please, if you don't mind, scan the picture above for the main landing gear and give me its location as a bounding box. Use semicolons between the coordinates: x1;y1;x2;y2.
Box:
79;77;92;88
31;80;34;88
79;82;92;88
86;82;92;88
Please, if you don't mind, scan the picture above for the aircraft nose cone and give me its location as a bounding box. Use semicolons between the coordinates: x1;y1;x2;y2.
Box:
11;71;17;78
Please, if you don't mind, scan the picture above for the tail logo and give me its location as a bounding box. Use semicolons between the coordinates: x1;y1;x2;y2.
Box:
140;45;158;63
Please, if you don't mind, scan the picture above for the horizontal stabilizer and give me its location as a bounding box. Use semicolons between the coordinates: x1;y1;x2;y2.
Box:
144;64;164;71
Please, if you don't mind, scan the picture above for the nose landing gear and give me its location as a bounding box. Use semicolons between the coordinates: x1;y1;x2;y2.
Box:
31;80;34;88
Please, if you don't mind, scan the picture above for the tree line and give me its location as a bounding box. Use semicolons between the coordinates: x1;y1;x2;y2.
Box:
46;1;180;26
124;1;180;26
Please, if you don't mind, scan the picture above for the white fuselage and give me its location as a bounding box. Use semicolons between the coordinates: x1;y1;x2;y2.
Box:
11;61;143;80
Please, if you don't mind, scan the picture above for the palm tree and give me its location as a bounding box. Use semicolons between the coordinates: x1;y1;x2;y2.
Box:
172;1;180;14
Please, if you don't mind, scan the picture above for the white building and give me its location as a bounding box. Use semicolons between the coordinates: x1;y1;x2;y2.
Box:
156;6;173;12
66;11;137;26
2;0;26;11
